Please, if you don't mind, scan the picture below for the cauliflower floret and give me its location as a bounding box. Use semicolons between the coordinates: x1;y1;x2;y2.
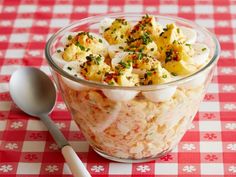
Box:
103;18;131;45
80;54;110;81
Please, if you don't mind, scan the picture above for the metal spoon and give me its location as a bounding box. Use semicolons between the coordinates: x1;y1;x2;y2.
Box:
9;67;91;177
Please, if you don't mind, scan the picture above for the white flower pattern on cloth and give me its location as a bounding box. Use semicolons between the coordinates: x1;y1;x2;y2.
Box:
217;21;230;27
110;6;122;12
0;35;7;41
218;35;230;42
221;67;233;74
0;165;13;172
91;165;104;173
5;143;18;150
182;143;196;151
55;122;66;129
225;123;236;130
38;6;51;12
1;20;11;26
56;103;66;110
216;6;227;13
10;121;23;129
221;51;232;58
224;104;236;110
145;6;157;13
182;165;196;173
228;166;236;173
227;144;236;151
4;6;16;12
32;35;44;41
49;143;59;150
75;6;86;12
35;20;47;26
28;50;40;57
136;165;150;173
180;6;192;13
45;165;59;173
223;85;235;92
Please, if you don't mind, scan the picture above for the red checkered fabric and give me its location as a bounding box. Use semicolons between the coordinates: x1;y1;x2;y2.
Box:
0;0;236;176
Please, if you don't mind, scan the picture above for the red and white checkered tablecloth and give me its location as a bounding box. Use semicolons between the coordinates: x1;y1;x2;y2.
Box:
0;0;236;176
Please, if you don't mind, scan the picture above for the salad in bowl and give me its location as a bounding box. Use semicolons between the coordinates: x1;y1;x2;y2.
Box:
45;14;220;162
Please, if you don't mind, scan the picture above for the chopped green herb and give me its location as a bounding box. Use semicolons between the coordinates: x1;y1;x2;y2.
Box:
148;80;153;85
95;55;102;65
163;28;168;31
57;49;62;53
171;72;177;76
75;42;85;51
177;28;180;33
126;76;132;80
119;61;131;69
165;49;173;63
99;39;103;43
146;71;152;76
150;48;154;51
104;27;110;32
119;46;124;49
97;71;101;74
138;48;144;53
67;35;72;40
185;43;191;47
141;32;152;45
159;32;164;36
202;48;206;51
162;74;167;78
108;81;114;85
87;32;93;39
67;66;72;70
165;56;171;63
138;52;143;60
86;48;90;52
120;34;124;39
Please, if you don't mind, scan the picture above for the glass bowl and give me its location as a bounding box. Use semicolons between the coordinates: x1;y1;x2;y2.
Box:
45;13;220;163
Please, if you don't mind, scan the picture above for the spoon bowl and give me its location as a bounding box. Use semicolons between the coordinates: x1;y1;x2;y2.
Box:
10;67;56;116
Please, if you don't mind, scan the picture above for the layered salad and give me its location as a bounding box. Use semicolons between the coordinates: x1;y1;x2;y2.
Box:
52;15;211;160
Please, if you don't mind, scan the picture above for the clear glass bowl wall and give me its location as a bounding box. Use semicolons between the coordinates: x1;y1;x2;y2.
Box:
45;14;220;162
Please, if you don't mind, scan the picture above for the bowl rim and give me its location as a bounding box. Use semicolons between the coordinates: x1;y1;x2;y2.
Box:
45;13;221;91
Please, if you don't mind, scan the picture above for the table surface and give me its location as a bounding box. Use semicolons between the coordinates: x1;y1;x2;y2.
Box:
0;0;236;176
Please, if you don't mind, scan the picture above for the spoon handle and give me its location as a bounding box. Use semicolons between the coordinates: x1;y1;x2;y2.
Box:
62;145;92;177
39;114;91;177
40;114;68;148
